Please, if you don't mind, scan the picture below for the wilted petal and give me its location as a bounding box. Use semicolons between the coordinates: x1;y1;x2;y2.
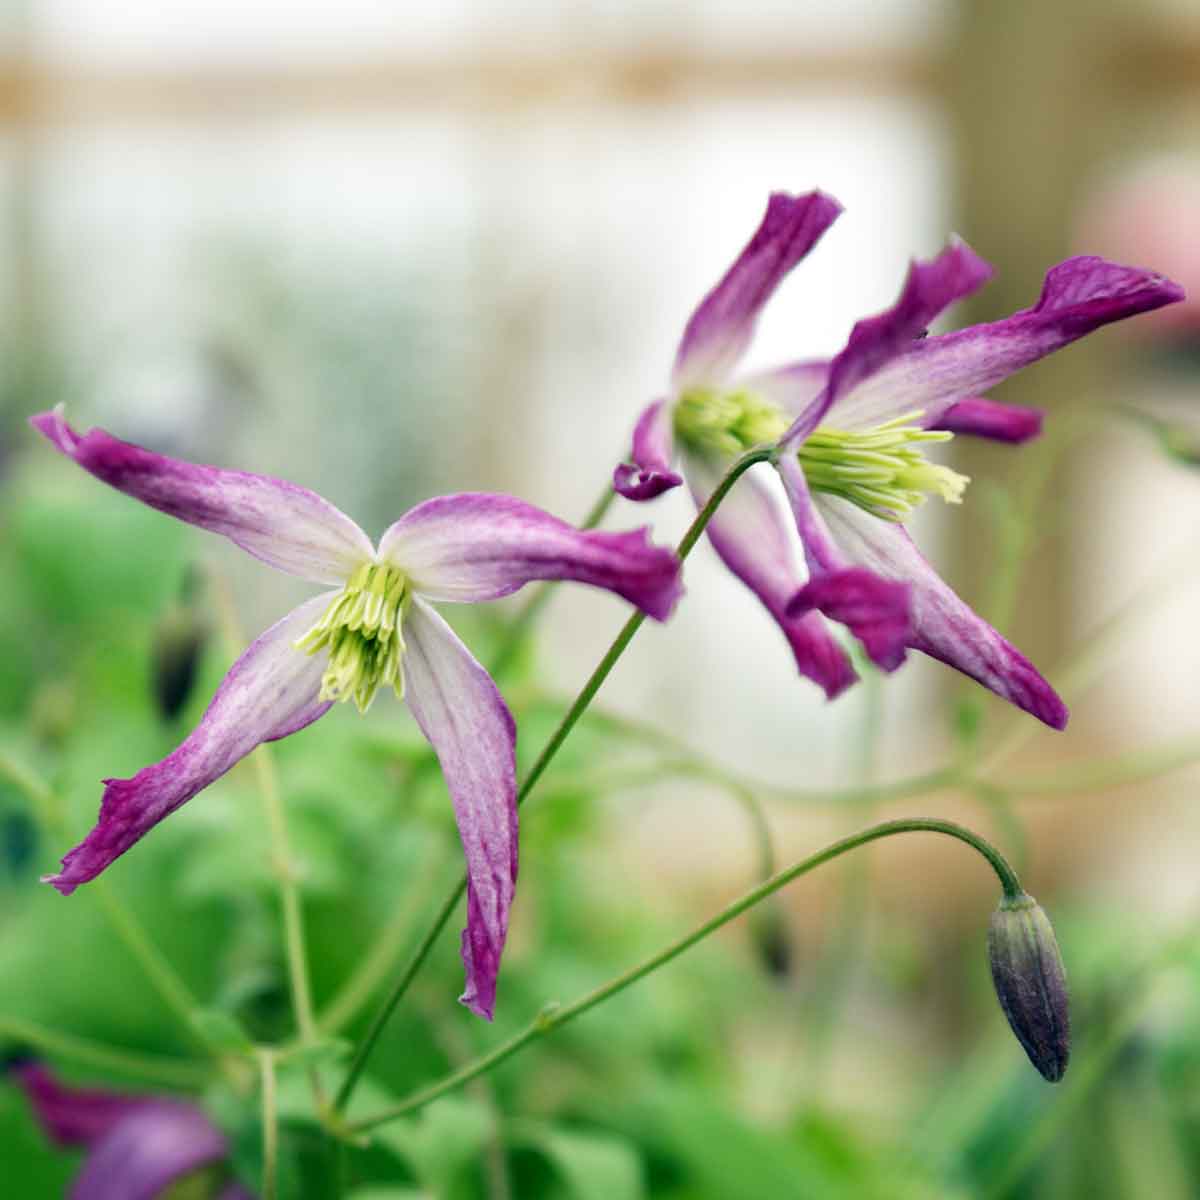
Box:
685;451;855;698
824;256;1185;432
673;191;842;389
931;397;1044;443
814;493;1068;728
31;409;373;585
613;399;683;500
402;599;517;1020
8;1061;143;1147
45;594;336;894
72;1102;231;1200
783;239;993;442
379;493;682;620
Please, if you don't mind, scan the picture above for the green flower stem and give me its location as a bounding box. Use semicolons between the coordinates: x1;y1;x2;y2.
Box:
346;816;1021;1134
332;447;775;1116
257;1048;279;1200
0;749;227;1066
0;1014;210;1089
488;484;616;681
251;747;317;1046
210;571;319;1050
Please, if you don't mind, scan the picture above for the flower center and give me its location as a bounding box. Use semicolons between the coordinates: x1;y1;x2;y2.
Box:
797;411;969;521
673;387;969;522
674;386;789;456
295;561;410;713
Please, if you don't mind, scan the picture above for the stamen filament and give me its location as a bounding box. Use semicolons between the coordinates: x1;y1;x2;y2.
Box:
295;563;411;712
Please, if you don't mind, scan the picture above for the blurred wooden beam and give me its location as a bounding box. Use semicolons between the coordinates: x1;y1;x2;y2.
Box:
0;49;942;125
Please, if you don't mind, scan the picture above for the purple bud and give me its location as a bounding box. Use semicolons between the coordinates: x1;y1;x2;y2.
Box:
987;893;1070;1082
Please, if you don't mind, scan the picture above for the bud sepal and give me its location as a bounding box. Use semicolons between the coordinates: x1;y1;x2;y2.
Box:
987;892;1070;1082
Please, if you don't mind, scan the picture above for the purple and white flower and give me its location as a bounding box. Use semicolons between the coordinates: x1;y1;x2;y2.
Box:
615;191;1185;726
32;409;683;1019
7;1057;253;1199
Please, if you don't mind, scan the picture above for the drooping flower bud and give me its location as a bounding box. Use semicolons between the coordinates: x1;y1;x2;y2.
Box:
987;892;1070;1082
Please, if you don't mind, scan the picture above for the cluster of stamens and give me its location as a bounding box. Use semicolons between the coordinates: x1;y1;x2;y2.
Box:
796;411;969;520
674;387;969;522
295;561;410;713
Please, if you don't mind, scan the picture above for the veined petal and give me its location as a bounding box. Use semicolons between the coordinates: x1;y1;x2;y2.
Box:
31;409;373;585
685;451;855;698
613;399;683;500
8;1060;144;1147
776;456;911;672
825;255;1185;432
45;594;336;894
931;397;1044;444
813;493;1068;729
402;599;517;1020
782;239;993;442
72;1102;231;1200
379;493;683;620
739;359;829;417
673;191;842;389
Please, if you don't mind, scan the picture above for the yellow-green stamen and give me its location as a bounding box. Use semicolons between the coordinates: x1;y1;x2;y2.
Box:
295;561;410;713
673;388;970;521
674;386;789;456
797;411;969;521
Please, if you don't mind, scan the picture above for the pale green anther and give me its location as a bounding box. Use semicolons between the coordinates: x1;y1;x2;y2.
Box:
797;410;970;521
295;562;411;713
674;387;789;456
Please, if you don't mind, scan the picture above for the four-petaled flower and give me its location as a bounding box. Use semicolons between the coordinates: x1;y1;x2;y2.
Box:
615;191;1184;726
6;1056;253;1199
32;409;683;1019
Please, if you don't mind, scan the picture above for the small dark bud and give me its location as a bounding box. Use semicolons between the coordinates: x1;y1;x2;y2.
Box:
152;589;209;721
988;893;1070;1082
752;905;792;980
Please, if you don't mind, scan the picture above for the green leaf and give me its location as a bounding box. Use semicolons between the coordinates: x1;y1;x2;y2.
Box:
510;1121;646;1200
372;1097;491;1195
189;1009;253;1054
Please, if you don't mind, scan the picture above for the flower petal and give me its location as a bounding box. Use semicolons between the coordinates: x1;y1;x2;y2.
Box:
30;409;373;585
45;594;336;894
740;359;829;416
776;456;912;672
672;191;842;389
379;493;683;620
821;255;1185;433
782;239;994;442
613;399;683;500
8;1060;144;1147
684;451;855;698
72;1102;230;1200
812;493;1068;729
931;397;1044;443
402;599;517;1020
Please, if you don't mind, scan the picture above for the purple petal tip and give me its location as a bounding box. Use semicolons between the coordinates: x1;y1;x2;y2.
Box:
612;462;683;501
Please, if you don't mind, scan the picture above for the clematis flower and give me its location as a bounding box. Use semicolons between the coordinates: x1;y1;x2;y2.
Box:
31;409;683;1018
615;191;1184;725
6;1056;253;1199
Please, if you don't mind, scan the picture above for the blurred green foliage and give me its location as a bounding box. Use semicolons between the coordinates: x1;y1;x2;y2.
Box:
4;385;1200;1198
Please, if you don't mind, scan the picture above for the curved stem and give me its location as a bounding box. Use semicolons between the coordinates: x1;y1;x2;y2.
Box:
333;447;773;1115
0;1014;210;1089
347;816;1021;1133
